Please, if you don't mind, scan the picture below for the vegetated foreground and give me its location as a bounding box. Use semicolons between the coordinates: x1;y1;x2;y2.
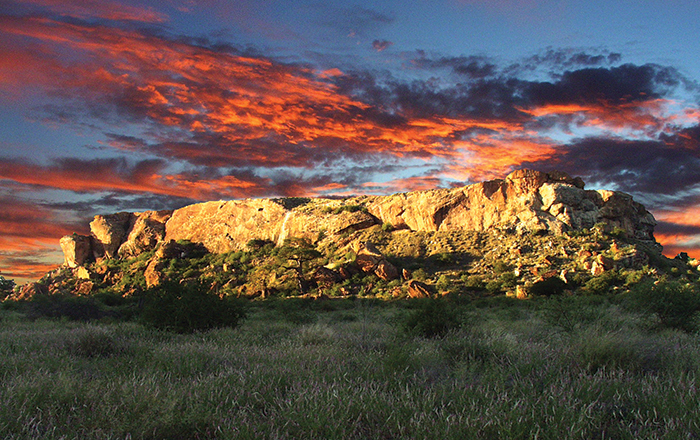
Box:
1;294;700;440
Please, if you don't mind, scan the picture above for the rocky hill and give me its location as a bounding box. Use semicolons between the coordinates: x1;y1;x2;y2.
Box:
15;169;697;300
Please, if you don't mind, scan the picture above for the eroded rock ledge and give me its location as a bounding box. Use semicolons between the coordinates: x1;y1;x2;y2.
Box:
60;169;659;267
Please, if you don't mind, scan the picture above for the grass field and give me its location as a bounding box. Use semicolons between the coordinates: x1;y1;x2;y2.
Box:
1;296;699;439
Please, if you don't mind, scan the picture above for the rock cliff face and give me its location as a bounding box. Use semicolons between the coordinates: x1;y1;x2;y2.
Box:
60;170;659;266
361;169;655;239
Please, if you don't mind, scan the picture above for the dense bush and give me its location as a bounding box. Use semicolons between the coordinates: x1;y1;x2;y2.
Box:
629;281;700;333
529;276;567;296
581;271;621;295
25;294;107;321
402;299;460;338
139;281;247;333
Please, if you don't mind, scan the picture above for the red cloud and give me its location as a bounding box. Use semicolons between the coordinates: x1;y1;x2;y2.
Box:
0;158;277;201
0;13;544;169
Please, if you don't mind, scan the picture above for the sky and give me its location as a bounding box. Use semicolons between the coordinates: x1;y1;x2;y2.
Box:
1;0;699;284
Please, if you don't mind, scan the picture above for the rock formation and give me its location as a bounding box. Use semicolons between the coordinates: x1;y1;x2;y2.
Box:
362;169;655;240
59;234;92;268
59;169;660;267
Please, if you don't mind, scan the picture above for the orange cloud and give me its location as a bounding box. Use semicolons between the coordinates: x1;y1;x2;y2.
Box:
653;207;700;259
0;14;543;169
0;158;275;201
519;99;676;137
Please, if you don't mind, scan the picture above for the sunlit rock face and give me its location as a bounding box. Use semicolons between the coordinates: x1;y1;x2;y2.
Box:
59;169;659;264
363;169;655;242
59;234;92;268
117;210;173;258
164;198;380;253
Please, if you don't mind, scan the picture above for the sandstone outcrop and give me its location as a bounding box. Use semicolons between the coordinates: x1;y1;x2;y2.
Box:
362;169;655;240
118;210;172;258
164;199;378;254
90;212;133;259
59;234;92;268
59;170;660;267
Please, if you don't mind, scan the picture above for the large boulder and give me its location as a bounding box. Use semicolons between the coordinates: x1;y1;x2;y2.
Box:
118;210;172;258
165;199;379;254
90;212;133;259
407;280;433;299
59;234;92;268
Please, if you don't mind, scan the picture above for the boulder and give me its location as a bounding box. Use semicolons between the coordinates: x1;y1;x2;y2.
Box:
355;241;384;273
314;267;342;287
59;234;92;268
118;210;172;257
90;212;133;259
407;280;432;299
375;260;399;281
364;169;657;240
144;258;166;288
354;241;399;280
75;281;94;295
75;266;92;280
15;282;48;300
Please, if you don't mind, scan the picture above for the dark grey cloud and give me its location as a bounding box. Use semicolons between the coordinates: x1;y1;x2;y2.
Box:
372;39;393;52
656;221;700;237
411;53;498;79
521;64;683;107
521;48;623;70
520;125;700;199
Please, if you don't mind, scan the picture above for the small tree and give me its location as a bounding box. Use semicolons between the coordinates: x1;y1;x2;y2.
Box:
275;238;322;295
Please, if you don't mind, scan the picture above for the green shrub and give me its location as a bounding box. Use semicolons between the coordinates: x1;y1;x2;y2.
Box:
493;261;512;274
26;294;107;321
462;275;485;291
412;268;428;282
402;299;460;338
609;227;628;239
529;277;567;297
628;281;700;333
0;275;15;300
436;275;451;292
139;281;247;333
486;273;516;294
323;204;367;215
435;253;453;266
581;271;620;295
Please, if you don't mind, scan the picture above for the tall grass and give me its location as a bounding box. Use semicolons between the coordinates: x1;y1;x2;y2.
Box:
1;297;699;439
